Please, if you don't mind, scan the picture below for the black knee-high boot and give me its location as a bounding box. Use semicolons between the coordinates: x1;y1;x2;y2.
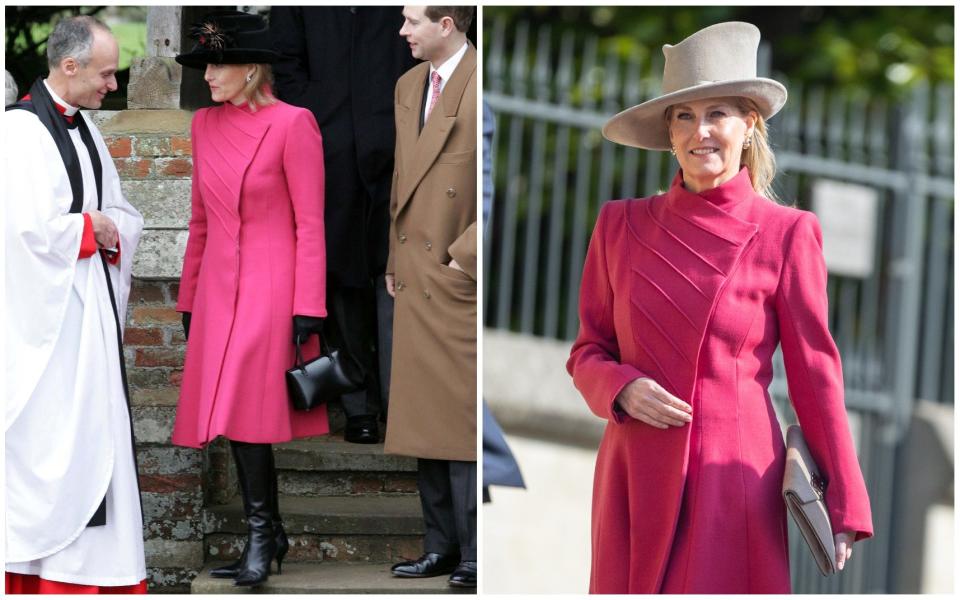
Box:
231;442;278;586
210;442;289;579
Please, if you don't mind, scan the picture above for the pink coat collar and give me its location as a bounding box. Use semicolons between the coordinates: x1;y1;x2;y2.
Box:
194;102;272;240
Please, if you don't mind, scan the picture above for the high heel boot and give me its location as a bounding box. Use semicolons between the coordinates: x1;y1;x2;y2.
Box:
210;442;288;579
231;442;277;587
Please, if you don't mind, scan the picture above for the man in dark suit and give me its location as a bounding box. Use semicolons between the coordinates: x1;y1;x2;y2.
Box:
269;7;417;443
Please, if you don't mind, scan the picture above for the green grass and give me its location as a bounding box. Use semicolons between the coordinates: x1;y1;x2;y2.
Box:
110;21;146;71
15;19;146;72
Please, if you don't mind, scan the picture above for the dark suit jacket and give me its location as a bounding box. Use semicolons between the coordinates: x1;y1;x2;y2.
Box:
270;7;417;287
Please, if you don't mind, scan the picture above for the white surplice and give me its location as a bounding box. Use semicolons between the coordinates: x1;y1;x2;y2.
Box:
4;88;146;585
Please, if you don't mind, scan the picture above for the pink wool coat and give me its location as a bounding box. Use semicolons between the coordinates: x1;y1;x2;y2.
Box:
172;100;329;448
567;168;873;593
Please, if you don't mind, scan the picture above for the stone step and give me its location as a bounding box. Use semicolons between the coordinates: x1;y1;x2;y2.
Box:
206;495;423;535
274;435;417;473
276;436;417;497
191;561;473;594
274;434;417;496
207;435;419;502
204;495;424;564
277;469;418;497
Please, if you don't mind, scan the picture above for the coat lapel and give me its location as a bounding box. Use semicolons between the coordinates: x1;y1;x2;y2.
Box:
197;103;271;241
395;43;476;217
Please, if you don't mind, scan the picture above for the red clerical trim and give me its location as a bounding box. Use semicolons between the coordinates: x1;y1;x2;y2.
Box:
103;238;122;266
22;93;75;124
5;572;148;594
78;213;98;259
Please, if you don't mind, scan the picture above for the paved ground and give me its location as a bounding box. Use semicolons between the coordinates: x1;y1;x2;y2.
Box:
483;434;596;594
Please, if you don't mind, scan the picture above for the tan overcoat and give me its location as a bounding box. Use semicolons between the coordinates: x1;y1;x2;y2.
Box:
383;44;477;461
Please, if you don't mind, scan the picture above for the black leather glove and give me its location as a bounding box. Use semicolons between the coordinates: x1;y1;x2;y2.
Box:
182;312;192;340
292;315;324;345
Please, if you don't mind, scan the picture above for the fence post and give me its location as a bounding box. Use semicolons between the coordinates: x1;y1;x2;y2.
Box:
881;81;931;592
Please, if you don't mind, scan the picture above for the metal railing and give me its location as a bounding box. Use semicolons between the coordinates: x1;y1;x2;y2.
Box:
483;17;954;593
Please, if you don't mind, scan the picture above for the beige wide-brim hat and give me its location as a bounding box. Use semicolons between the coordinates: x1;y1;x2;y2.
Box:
602;21;787;151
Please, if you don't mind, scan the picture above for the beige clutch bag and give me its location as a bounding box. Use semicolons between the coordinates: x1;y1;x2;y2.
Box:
783;424;837;576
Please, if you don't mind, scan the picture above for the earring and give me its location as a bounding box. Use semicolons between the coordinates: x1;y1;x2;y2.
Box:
246;73;253;83
670;146;677;156
742;135;752;150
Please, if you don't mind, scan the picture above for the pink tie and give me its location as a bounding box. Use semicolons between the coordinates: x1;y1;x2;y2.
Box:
426;71;442;120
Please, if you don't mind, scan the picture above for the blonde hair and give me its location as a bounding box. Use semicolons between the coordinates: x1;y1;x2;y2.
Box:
665;96;779;201
732;97;778;201
242;63;277;111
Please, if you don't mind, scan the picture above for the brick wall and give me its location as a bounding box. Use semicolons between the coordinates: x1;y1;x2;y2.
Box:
96;110;202;592
125;280;202;591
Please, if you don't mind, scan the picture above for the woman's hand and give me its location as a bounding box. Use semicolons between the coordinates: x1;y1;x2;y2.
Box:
292;315;324;345
834;531;855;571
615;378;692;428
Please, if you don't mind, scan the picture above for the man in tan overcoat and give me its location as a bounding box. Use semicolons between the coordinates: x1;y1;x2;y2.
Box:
384;5;477;589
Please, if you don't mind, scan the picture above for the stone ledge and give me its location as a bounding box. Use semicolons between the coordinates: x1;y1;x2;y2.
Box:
99;108;193;135
484;329;604;445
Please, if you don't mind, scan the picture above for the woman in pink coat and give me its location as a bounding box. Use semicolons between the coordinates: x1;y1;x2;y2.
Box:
567;22;873;593
172;11;328;587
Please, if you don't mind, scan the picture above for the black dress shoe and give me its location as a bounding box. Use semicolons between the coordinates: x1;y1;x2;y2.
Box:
344;415;379;444
448;561;477;588
391;552;460;578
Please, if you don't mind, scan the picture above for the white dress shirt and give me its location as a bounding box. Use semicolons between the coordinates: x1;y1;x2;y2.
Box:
423;41;469;124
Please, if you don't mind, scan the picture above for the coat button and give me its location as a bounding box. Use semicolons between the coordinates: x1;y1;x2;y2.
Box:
425;241;432;251
423;290;431;299
446;187;456;198
399;233;407;243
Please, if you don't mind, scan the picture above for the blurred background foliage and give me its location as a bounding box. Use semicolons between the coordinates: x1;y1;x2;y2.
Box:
483;6;954;101
5;6;147;109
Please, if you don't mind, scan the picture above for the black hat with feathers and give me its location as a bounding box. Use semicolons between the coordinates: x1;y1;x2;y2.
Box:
175;10;279;69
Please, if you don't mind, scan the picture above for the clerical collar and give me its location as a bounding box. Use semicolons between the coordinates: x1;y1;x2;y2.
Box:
429;41;469;87
43;79;79;117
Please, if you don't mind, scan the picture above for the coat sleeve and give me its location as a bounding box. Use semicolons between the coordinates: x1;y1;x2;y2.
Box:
176;114;207;313
268;7;316;107
776;211;874;541
5;111;89;425
5;111;86;266
285;108;327;318
385;80;402;277
567;202;650;423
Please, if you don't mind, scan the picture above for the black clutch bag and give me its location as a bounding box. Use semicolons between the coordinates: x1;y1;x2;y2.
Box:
286;335;363;411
